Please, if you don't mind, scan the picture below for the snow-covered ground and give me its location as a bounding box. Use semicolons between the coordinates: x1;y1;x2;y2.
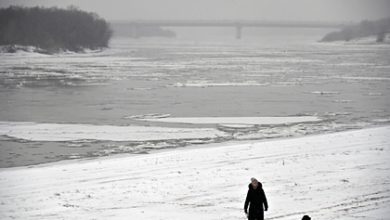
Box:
1;126;390;220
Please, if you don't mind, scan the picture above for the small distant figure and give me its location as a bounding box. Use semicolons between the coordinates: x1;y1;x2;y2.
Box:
302;215;311;220
244;177;268;220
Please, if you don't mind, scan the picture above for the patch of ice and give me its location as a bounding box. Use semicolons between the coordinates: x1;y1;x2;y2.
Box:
324;112;352;116
128;87;153;91
67;154;82;159
217;124;258;132
172;81;269;87
372;118;390;123
137;116;321;125
124;113;171;119
332;76;390;81
333;99;353;103
218;124;257;129
184;139;214;145
96;142;174;155
310;91;340;95
0;121;227;142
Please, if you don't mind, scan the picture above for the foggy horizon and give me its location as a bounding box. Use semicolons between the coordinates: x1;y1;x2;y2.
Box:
1;0;390;23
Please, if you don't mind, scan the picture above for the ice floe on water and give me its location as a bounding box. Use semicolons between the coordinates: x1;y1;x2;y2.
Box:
234;122;360;140
367;92;383;96
333;99;353;103
310;91;340;95
324;112;352;116
1;116;388;167
124;113;171;119
331;76;390;81
0;117;321;143
371;118;390;123
136;116;322;125
95;142;175;156
172;80;269;87
0;121;227;142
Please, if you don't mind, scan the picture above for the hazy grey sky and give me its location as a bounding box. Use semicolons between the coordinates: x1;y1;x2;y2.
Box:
1;0;389;22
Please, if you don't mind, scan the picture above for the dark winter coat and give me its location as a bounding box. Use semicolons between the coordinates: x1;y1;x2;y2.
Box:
244;183;268;220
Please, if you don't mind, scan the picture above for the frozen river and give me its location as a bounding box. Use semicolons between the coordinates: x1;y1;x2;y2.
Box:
0;27;389;167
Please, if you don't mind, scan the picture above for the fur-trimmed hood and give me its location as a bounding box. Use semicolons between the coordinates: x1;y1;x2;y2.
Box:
248;182;263;190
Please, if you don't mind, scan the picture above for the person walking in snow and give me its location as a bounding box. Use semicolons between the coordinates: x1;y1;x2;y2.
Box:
244;177;268;220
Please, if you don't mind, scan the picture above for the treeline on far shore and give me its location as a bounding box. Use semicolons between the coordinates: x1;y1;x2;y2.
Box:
0;6;112;53
322;17;390;42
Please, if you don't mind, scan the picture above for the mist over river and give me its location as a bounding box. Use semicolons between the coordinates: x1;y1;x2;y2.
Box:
0;27;389;167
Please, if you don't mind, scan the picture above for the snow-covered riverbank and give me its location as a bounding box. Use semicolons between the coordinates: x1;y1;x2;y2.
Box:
1;126;390;219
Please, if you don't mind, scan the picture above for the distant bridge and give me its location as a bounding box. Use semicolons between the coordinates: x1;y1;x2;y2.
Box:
113;20;347;39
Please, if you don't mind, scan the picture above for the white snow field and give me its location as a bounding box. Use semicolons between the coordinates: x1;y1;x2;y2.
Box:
1;126;390;220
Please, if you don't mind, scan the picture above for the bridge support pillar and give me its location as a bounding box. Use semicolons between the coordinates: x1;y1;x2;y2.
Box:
235;25;242;39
